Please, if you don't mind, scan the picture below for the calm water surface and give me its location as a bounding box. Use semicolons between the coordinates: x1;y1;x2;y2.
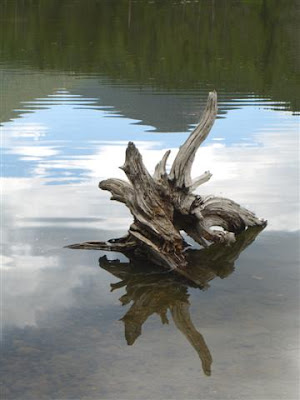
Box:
1;1;299;399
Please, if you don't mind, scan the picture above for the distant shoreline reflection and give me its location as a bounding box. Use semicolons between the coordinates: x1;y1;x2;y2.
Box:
99;226;265;376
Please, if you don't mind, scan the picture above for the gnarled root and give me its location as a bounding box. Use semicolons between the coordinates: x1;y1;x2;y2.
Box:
67;91;266;272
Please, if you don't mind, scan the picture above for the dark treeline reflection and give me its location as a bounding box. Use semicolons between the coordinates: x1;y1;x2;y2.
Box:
1;0;299;111
99;226;264;376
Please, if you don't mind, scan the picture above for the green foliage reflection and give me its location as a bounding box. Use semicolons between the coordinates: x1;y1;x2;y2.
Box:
1;0;299;110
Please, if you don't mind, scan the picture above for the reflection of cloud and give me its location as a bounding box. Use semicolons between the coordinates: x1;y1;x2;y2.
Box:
63;129;296;232
2;180;131;328
1;129;298;328
2;127;299;240
2;244;119;328
191;130;299;232
6;145;59;158
2;95;298;187
2;232;298;400
2;177;130;227
1;102;299;331
2;122;48;140
1;87;299;399
1;125;298;328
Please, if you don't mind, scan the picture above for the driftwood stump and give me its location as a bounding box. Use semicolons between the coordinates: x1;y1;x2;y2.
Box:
68;92;266;277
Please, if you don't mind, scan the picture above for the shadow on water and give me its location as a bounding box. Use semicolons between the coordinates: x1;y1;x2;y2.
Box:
99;225;265;376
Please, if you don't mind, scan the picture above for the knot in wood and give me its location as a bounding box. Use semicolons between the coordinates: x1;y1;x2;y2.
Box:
190;195;203;211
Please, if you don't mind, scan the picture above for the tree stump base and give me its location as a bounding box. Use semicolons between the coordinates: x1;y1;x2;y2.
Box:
67;92;267;276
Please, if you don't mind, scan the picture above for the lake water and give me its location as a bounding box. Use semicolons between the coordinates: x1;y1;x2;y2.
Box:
1;1;299;399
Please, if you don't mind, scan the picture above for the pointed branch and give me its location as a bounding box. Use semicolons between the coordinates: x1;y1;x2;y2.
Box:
188;170;212;191
153;150;171;181
65;235;138;251
169;91;217;188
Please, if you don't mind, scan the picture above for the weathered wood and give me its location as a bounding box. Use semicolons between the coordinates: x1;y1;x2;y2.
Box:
189;170;212;191
99;178;133;205
66;234;137;252
153;149;171;181
169;91;217;188
67;91;266;273
121;142;187;270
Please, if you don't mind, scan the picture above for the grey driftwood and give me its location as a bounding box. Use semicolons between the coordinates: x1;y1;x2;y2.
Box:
67;91;266;275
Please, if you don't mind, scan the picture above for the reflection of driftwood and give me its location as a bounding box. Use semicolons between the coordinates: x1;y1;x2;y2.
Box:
182;225;265;286
170;302;212;376
99;226;264;376
68;91;266;274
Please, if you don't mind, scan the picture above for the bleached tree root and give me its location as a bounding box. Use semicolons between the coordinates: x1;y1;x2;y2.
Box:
67;91;266;274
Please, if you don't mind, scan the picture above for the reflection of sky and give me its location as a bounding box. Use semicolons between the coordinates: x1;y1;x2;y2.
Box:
2;229;299;399
1;89;299;400
2;90;299;183
1;89;299;230
1;88;299;327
